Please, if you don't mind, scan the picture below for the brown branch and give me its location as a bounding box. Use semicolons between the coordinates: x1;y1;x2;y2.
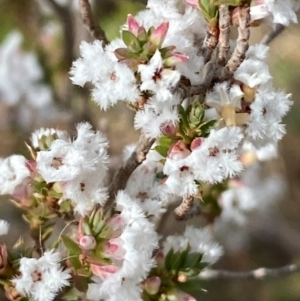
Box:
174;196;195;220
226;4;250;73
260;24;285;45
218;5;230;65
78;0;109;44
175;61;230;100
199;264;300;280
104;134;155;209
201;25;219;63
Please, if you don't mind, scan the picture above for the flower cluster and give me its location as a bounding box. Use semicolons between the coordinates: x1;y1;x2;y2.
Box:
0;0;297;300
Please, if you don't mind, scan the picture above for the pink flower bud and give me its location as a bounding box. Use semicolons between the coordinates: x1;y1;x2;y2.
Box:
26;160;37;174
229;179;244;189
12;178;33;207
144;277;161;295
154;250;165;268
168;141;191;160
167;289;196;301
104;237;126;260
190;137;205;151
184;0;200;9
90;264;120;280
127;14;140;36
106;214;124;238
250;1;269;22
160;122;178;136
164;52;189;67
79;235;96;250
150;22;169;47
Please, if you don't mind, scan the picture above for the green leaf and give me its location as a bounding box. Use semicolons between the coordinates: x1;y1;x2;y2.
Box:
199;119;217;136
61;235;81;256
164;248;174;271
158;135;176;147
176;279;203;299
154;145;169;158
172;244;190;273
182;252;203;269
93;220;106;237
122;30;141;52
69;256;82;270
196;262;209;270
179;267;201;277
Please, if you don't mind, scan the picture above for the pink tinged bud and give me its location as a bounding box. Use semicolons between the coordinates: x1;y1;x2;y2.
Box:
229;179;244;189
90;264;120;280
12;178;33;206
144;277;161;295
160;123;178;136
77;218;84;240
127;14;140;36
184;0;200;9
168;141;191;160
164;52;189;67
150;22;169;47
250;2;269;22
168;290;196;301
154;250;165;268
79;235;96;250
190;137;205;151
25;160;37;174
104;237;126;260
106;214;124;238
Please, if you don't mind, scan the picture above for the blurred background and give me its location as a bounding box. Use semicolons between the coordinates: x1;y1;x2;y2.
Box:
0;0;300;300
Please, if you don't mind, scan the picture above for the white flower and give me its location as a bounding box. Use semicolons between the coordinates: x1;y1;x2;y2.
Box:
251;0;298;26
0;31;52;107
245;84;292;147
0;155;30;195
31;128;69;149
134;98;180;138
246;44;269;61
0;220;9;236
12;250;71;301
125;153;169;220
234;59;272;88
36;123;109;214
189;127;244;183
87;191;158;301
138;50;181;102
206;82;243;113
163;226;223;265
70;41;139;110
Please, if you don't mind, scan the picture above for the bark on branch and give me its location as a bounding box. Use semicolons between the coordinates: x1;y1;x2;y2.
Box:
174;196;194;220
104;134;155;209
78;0;109;44
218;5;230;65
199;264;300;280
226;4;250;73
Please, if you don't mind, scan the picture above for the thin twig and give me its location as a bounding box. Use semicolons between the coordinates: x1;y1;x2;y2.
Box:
218;5;230;65
78;0;109;44
174;196;195;220
199;264;300;280
226;4;250;73
201;25;219;63
104;134;155;209
261;24;285;45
